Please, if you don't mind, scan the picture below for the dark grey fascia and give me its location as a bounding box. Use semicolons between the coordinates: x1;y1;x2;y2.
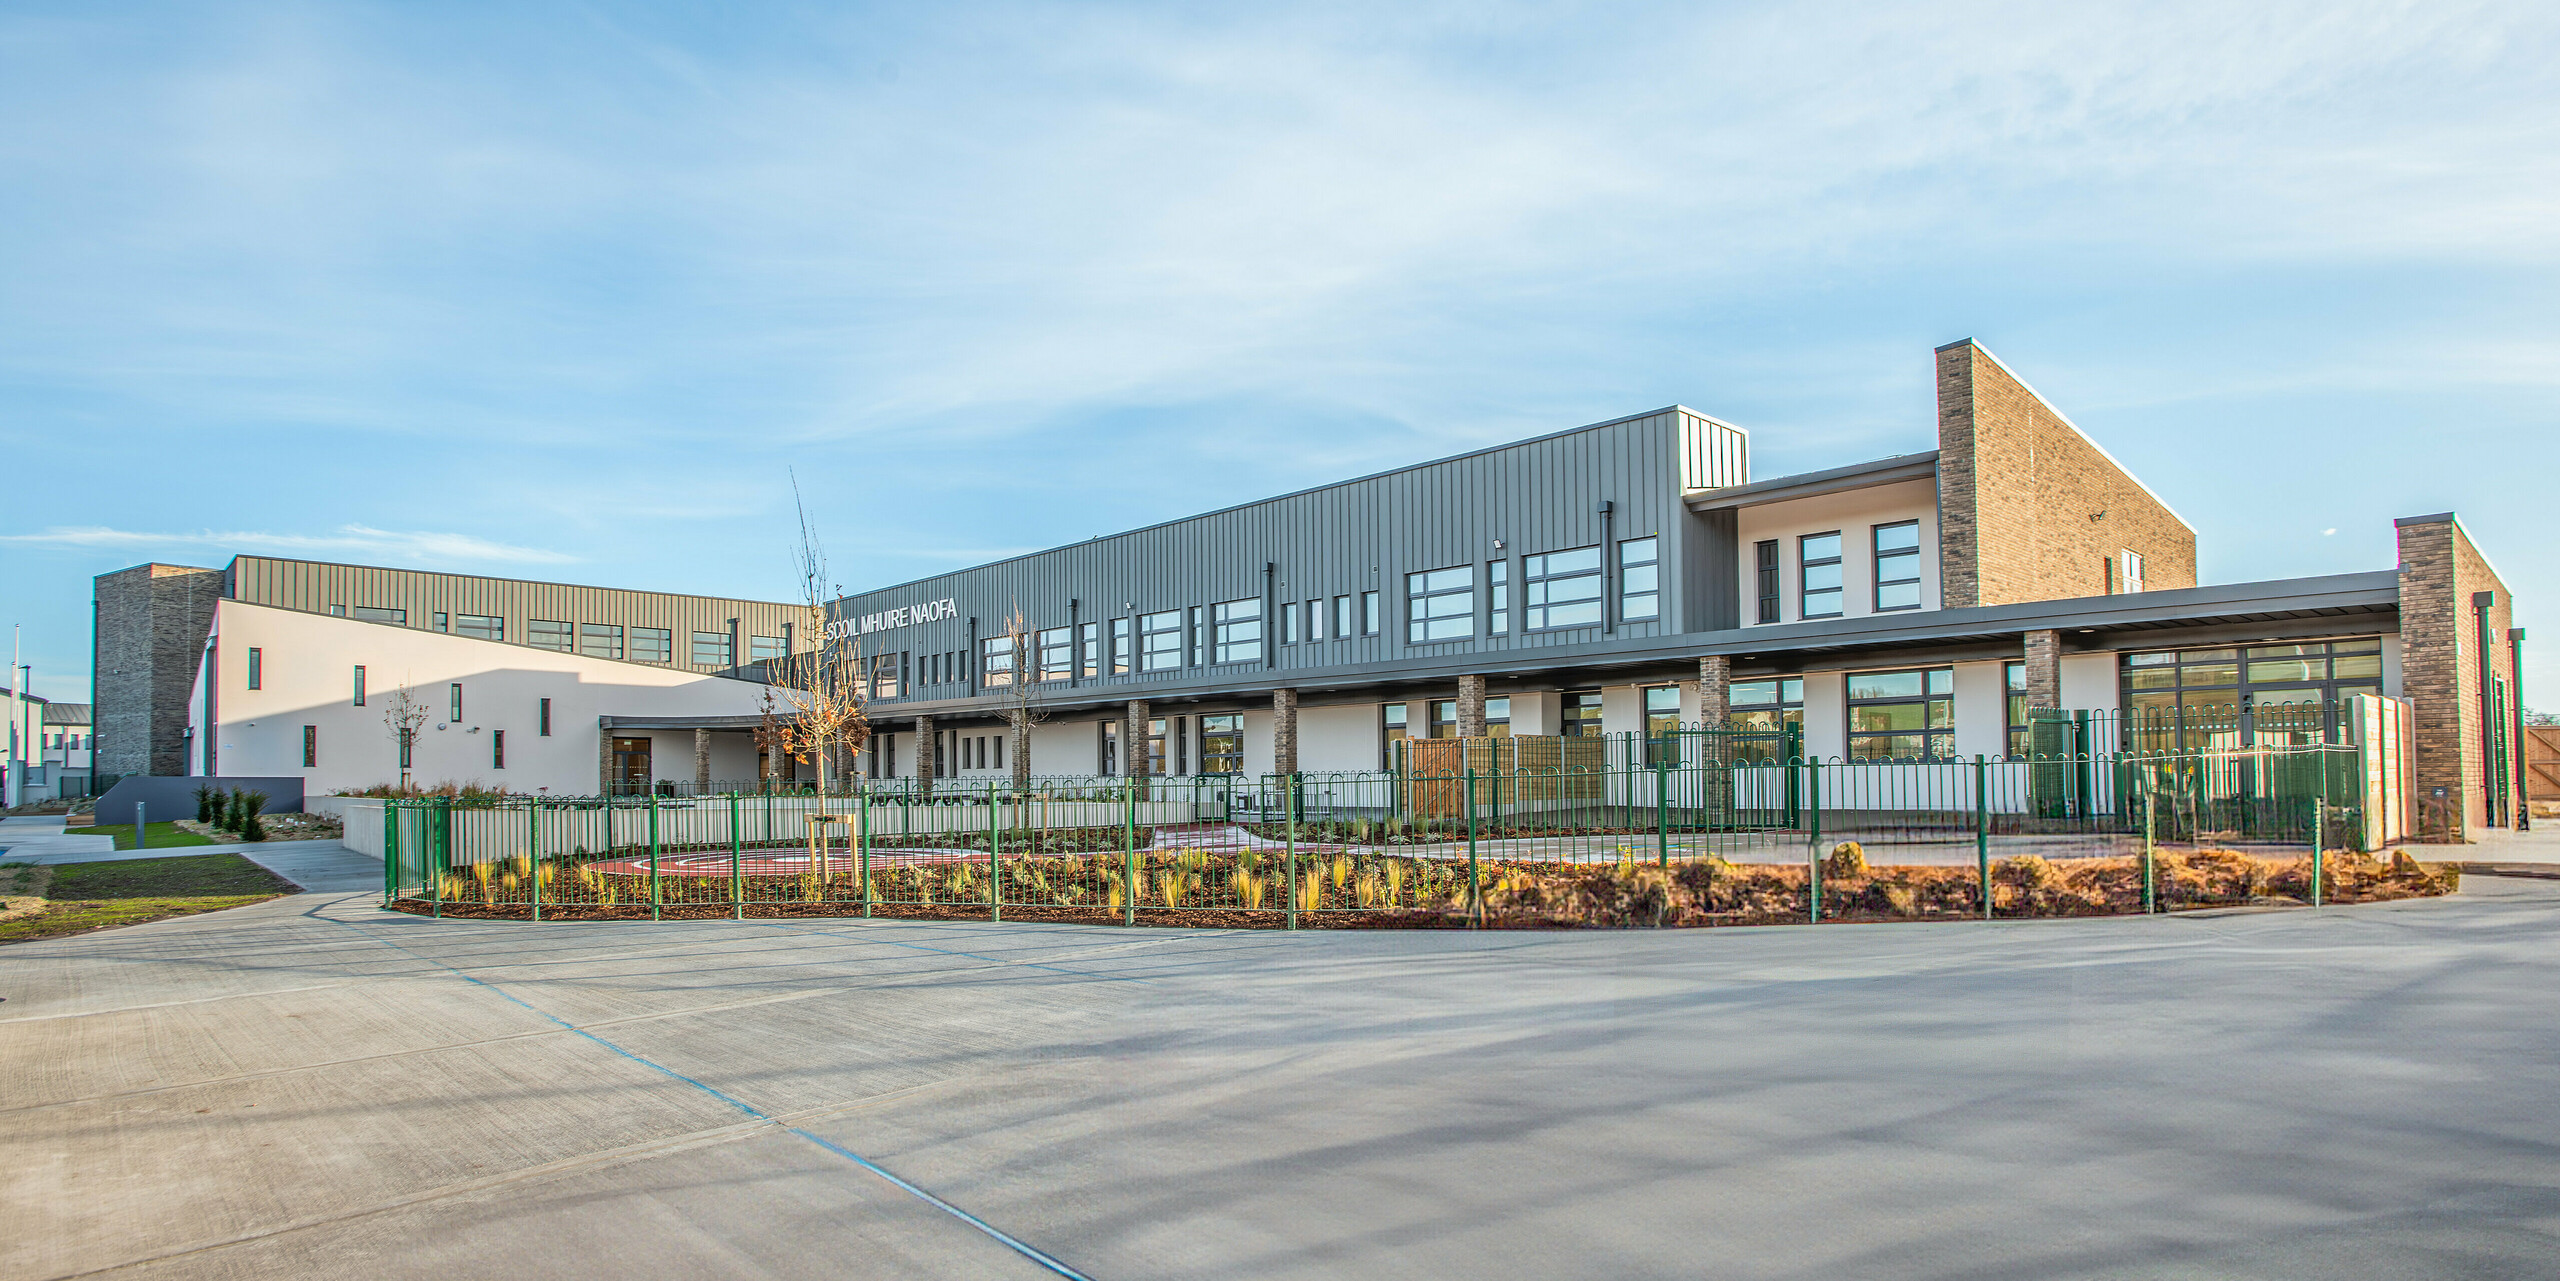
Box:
862;571;2402;722
600;714;768;731
1684;452;1939;513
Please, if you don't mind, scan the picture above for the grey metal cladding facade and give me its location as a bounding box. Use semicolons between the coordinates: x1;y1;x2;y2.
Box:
833;409;1747;706
223;556;805;672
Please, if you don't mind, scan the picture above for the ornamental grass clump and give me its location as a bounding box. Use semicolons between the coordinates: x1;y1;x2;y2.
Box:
1234;869;1267;910
1823;842;1867;882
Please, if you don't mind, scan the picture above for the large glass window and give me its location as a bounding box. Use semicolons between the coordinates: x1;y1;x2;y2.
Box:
1407;567;1475;643
630;627;673;664
981;635;1017;687
353;606;406;625
1847;668;1955;760
1619;537;1660;621
1139;611;1183;672
691;631;732;667
531;619;574;652
1211;598;1263;663
1200;714;1245;773
1427;697;1511;738
1361;591;1380;636
1561;690;1605;737
1282;602;1301;646
1038;627;1073;682
1872;522;1921;612
871;653;903;700
1800;532;1843;618
456;614;504;642
1306;599;1324;641
1644;685;1681;764
1110;617;1132;675
2119;637;2383;749
1524;547;1604;631
1382;702;1410;758
1336;595;1354;639
1726;678;1803;746
1078;622;1101;679
1754;540;1780;624
579;623;623;660
750;634;786;662
1488;561;1510;635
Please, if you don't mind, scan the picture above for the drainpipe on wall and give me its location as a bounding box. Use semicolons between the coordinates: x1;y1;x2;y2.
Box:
1598;501;1616;634
2513;626;2532;832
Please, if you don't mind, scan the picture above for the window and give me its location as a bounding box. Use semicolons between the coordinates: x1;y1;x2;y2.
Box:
1361;590;1380;636
1110;617;1132;675
750;634;787;662
302;725;316;768
870;653;902;700
1873;522;1922;611
246;648;262;690
433;612;448;632
1423;696;1512;738
1212;599;1263;663
493;729;505;770
352;665;366;707
449;683;464;723
692;631;733;667
1561;691;1605;737
1188;606;1203;666
1488;561;1510;635
1201;714;1245;773
1335;595;1354;639
2120;637;2382;750
1645;685;1681;763
399;728;413;770
1382;702;1410;757
329;604;345;617
1099;721;1119;775
2003;662;2033;756
1145;717;1173;776
2118;549;2146;594
1078;622;1101;679
1306;599;1324;642
630;627;673;664
1800;533;1844;618
1847;668;1955;760
1406;566;1475;643
981;635;1017;687
1038;627;1072;682
1619;537;1660;621
1139;611;1183;671
579;623;623;660
992;736;1004;768
1726;678;1803;761
353;606;406;625
1754;540;1780;624
531;619;574;652
1283;603;1300;646
539;697;552;737
455;613;503;641
1524;547;1604;631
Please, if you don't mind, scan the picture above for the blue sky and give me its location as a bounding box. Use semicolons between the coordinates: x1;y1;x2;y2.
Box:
3;1;2555;704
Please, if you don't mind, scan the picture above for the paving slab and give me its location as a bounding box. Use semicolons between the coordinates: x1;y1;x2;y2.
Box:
3;875;2556;1279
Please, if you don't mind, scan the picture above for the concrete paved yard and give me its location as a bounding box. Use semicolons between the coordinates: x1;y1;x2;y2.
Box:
6;854;2558;1279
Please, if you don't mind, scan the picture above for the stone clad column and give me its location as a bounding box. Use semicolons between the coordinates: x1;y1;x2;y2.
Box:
2023;630;2062;712
693;728;712;791
1272;689;1300;776
1456;675;1488;738
1124;700;1150;776
598;726;613;797
914;714;937;798
1697;655;1732;728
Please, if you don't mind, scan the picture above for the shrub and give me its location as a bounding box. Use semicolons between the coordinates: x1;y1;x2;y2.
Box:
239;791;269;842
194;784;217;825
1823;842;1867;881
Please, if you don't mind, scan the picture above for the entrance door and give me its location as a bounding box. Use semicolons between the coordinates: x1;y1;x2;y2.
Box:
612;737;653;790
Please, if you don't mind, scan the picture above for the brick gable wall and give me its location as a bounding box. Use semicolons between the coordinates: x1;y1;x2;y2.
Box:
1935;342;2197;608
92;563;223;779
2397;515;2518;841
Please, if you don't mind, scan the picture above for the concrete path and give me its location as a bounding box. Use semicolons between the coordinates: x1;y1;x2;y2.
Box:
3;872;2556;1279
0;816;347;867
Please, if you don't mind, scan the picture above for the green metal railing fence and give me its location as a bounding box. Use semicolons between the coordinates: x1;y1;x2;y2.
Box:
384;739;2422;927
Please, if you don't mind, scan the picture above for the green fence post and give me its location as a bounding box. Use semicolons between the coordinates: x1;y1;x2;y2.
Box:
432;797;448;919
1656;758;1671;869
1124;775;1138;929
530;802;544;922
1466;767;1482;929
1285;771;1301;930
2311;794;2324;909
1808;759;1823;851
2142;776;2157;915
648;794;661;921
1809;823;1823;924
729;793;743;920
989;782;1002;923
1975;755;1991;921
382;802;398;907
860;788;873;919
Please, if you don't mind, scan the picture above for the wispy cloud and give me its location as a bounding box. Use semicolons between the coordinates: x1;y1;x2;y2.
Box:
0;525;577;566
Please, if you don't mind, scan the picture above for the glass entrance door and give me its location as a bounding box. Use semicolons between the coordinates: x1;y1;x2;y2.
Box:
612;737;652;789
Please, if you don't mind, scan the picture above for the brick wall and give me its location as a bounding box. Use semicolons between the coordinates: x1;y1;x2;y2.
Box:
2397;514;2518;841
1936;341;2197;608
91;563;223;779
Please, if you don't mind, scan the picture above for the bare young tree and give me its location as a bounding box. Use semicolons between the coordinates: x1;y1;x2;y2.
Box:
381;687;430;793
991;604;1048;791
768;482;870;798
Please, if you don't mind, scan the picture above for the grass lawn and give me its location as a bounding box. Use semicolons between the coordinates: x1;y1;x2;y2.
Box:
73;822;217;851
0;855;295;944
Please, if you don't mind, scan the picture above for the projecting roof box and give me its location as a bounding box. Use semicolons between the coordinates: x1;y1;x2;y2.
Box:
1685;451;1939;513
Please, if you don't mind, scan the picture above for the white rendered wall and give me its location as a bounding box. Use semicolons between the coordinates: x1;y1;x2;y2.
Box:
190;599;771;797
2381;635;2404;698
1735;479;1939;626
2059;653;2118;711
1600;684;1643;737
1950;660;2008;759
1799;671;1847;759
1299;703;1381;771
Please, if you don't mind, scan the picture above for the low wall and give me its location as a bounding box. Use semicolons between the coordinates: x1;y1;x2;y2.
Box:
95;776;307;826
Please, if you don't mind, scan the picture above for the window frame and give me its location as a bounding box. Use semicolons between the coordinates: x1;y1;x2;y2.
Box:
1799;531;1844;619
1211;598;1264;664
246;647;262;691
1078;621;1101;679
1139;610;1183;672
690;630;733;667
493;728;505;770
1361;590;1381;636
530;619;574;652
352;665;366;707
749;634;786;662
980;635;1017;687
449;682;464;723
302;724;316;768
629;626;673;664
1405;566;1476;644
1872;521;1922;613
1038;626;1073;682
1754;539;1780;624
1199;713;1246;773
1845;666;1956;761
1488;560;1510;635
456;613;504;642
539;697;552;737
1523;545;1605;633
578;623;624;660
1110;617;1132;675
1618;536;1661;622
